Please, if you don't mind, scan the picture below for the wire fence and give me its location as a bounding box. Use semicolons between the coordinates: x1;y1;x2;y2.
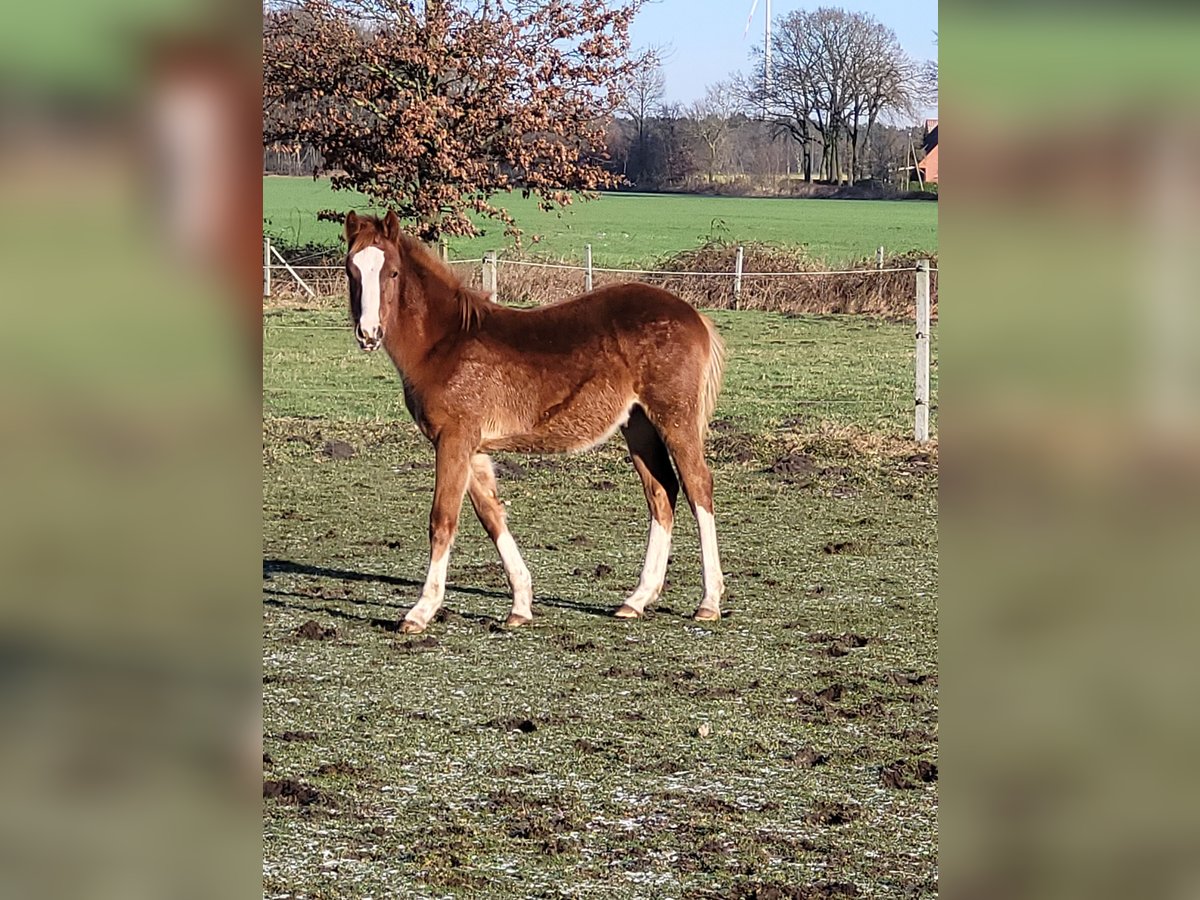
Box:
261;237;936;442
262;236;937;313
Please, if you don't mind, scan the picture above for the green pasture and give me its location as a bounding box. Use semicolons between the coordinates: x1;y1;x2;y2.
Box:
263;309;938;897
263;176;938;268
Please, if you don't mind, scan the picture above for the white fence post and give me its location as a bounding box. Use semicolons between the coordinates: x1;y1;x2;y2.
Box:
733;245;744;309
269;243;315;297
264;236;271;298
914;259;931;443
584;244;593;292
484;251;498;301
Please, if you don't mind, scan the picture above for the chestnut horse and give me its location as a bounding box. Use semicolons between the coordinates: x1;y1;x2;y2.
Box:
344;210;726;633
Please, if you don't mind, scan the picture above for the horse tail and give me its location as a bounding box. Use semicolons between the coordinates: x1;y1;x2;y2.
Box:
698;314;726;439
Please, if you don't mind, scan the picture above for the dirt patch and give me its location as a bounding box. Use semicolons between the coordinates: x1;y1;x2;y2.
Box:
822;541;859;555
553;633;597;652
590;479;617;491
805;802;860;827
485;716;542;733
295;620;337;640
886;671;936;687
769;452;817;483
394;635;440;653
721;883;861;900
320;440;356;460
880;759;939;790
273;730;318;743
790;748;830;768
594;563;613;577
492;458;526;480
263;778;323;806
815;683;844;703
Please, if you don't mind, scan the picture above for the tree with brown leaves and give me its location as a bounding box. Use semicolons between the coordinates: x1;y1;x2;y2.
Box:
264;0;646;242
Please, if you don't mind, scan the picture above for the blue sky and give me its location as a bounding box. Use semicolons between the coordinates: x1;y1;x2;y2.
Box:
629;0;938;107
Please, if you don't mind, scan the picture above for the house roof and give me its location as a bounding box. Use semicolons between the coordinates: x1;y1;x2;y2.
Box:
922;120;938;155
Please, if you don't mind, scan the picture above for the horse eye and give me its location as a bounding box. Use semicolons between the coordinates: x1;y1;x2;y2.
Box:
390;271;398;279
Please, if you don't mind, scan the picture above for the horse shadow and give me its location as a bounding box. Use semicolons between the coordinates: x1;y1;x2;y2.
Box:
262;557;614;624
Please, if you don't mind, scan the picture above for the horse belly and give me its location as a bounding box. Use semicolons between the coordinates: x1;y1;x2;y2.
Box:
480;388;636;454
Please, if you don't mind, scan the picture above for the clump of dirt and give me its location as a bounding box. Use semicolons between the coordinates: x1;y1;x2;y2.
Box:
394;635;440;653
594;563;613;577
601;664;652;678
790;748;830;768
887;671;935;687
769;452;817;481
822;541;859;555
723;882;861;899
263;778;322;806
880;759;939;789
486;717;540;733
805;802;860;827
815;683;844;702
295;620;337;640
803;631;872;658
320;440;356;460
492;458;526;480
274;730;317;743
553;633;597;652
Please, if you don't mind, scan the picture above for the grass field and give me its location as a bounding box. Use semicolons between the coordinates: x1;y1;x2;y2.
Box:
264;176;939;268
263;309;938;897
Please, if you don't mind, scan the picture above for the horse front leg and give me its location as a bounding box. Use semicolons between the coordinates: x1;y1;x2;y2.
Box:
402;434;473;634
467;454;533;626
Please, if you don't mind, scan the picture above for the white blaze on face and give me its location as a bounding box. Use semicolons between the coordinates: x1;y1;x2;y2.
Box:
351;246;385;337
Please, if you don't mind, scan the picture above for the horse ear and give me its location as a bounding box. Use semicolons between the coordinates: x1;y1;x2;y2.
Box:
343;211;360;245
382;209;402;243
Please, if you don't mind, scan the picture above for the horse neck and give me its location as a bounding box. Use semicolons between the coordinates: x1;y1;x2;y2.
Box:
381;266;463;379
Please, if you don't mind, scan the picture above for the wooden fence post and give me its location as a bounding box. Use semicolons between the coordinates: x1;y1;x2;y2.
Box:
483;251;498;301
733;245;744;309
914;259;931;443
438;238;449;262
264;236;271;298
584;244;593;292
876;245;884;304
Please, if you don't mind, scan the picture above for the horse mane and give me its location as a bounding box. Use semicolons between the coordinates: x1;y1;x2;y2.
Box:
395;233;493;332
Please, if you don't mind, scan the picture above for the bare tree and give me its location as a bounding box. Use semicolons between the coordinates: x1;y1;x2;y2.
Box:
749;6;918;184
620;47;666;183
686;80;739;185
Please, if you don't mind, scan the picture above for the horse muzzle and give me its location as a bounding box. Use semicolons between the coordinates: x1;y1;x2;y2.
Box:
355;323;383;352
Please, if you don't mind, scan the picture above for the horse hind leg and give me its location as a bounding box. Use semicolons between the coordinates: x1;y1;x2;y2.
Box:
654;416;724;621
467;453;533;626
615;407;678;619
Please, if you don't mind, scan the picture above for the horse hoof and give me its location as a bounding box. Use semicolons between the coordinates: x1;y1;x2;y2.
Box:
693;607;721;622
614;604;643;619
400;619;427;634
504;613;532;628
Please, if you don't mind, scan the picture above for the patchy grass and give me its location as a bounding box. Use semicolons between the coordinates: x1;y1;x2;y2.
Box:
263;309;938;898
263;176;939;267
